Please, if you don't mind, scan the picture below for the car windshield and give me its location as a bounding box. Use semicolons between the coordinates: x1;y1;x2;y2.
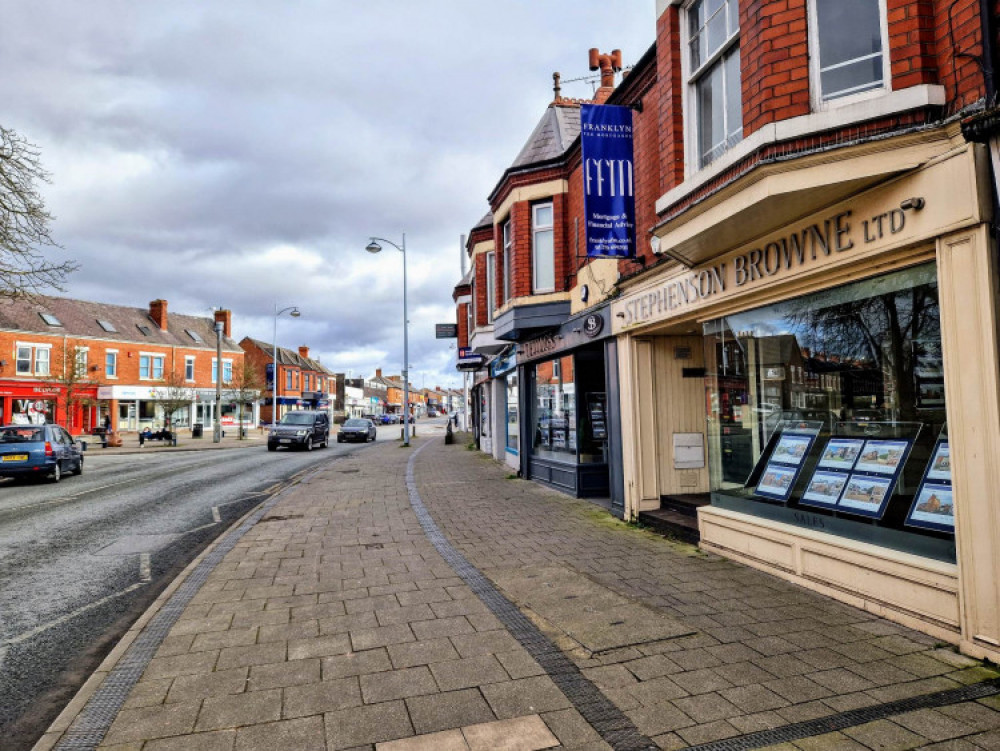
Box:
280;413;314;425
0;427;43;442
344;419;367;427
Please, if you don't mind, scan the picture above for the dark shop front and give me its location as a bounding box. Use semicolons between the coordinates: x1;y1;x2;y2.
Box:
517;306;624;512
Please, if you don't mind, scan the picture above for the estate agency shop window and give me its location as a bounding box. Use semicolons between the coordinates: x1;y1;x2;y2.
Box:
530;347;607;466
703;263;954;560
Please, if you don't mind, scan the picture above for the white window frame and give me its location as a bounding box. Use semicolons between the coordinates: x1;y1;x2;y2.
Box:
486;250;496;324
682;0;742;173
106;350;118;378
502;218;513;302
807;0;890;110
74;347;89;378
531;202;555;294
185;356;195;381
211;358;233;385
34;345;51;376
16;344;32;375
139;352;165;380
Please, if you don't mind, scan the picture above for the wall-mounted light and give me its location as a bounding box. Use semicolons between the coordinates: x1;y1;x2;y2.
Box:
900;197;925;211
0;359;6;367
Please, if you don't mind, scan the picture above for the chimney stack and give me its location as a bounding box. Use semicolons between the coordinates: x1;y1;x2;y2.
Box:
298;345;310;359
376;368;383;378
149;299;168;330
213;309;232;338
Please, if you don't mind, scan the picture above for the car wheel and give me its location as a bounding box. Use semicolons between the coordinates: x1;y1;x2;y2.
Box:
337;435;344;443
75;456;84;475
50;461;61;483
305;438;313;451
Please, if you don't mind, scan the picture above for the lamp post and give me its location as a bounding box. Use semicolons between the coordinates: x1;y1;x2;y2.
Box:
214;320;224;443
365;233;410;447
272;305;302;429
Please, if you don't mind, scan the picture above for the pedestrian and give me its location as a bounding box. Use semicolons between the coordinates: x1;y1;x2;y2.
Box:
103;414;111;432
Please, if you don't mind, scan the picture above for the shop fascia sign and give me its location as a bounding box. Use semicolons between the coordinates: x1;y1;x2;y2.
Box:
615;199;924;330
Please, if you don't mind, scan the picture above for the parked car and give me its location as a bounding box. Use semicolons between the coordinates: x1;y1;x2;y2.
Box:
380;414;395;425
338;418;377;443
0;424;85;482
267;410;330;451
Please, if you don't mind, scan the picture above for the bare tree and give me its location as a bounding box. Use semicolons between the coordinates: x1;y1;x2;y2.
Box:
0;125;77;297
45;342;102;432
225;359;264;439
160;370;195;432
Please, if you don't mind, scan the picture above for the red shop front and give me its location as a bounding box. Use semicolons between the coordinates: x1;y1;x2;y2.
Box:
0;381;99;432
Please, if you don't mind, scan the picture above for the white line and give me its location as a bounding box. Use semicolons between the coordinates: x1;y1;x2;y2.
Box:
211;506;221;523
139;553;151;582
181;522;217;536
0;582;145;649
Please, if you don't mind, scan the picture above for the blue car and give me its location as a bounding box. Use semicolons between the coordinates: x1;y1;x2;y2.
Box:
0;424;85;483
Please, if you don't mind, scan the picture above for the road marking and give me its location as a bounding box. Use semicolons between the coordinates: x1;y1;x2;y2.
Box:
212;506;221;523
139;553;151;582
0;582;145;651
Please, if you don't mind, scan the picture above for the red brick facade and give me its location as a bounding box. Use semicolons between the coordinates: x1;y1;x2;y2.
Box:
457;0;994;350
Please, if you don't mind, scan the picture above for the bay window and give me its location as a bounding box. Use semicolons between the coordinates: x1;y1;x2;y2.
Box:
810;0;887;103
687;0;742;169
532;203;554;293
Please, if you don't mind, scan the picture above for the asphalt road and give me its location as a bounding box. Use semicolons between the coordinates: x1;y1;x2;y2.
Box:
0;431;395;750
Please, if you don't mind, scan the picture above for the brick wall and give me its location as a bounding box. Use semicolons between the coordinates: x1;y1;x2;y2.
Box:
742;0;811;137
1;332;242;390
656;6;686;192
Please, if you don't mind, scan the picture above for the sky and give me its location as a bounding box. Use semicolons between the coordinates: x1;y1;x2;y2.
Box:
0;1;655;390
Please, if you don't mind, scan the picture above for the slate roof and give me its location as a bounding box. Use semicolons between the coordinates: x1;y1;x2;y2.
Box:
509;103;581;168
0;295;242;352
242;337;334;374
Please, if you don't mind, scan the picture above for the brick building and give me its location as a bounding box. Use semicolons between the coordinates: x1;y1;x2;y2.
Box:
0;296;241;433
456;0;1000;661
239;338;334;425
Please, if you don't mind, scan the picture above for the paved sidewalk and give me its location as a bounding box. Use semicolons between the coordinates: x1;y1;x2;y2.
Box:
37;434;1000;750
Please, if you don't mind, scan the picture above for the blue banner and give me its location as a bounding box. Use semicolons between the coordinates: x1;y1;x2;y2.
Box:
580;103;635;258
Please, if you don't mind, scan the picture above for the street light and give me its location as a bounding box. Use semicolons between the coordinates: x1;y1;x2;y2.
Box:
214;320;224;443
365;233;410;447
272;304;302;429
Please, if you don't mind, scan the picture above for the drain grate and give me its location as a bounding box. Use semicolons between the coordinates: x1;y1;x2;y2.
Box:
685;678;1000;751
406;441;658;751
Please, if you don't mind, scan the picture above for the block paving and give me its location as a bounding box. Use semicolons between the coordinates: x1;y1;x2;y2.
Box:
36;433;1000;750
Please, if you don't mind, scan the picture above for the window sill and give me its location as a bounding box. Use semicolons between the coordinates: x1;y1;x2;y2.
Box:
657;84;946;216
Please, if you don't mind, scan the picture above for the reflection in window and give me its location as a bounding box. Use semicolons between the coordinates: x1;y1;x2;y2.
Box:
813;0;885;100
532;355;576;459
506;374;519;453
703;263;952;556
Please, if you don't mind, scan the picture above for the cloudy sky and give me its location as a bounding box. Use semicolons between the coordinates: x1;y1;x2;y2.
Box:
1;1;654;389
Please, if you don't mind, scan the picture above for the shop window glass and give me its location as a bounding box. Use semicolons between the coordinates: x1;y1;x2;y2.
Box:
531;355;577;460
12;398;53;424
506;374;519;453
703;263;954;560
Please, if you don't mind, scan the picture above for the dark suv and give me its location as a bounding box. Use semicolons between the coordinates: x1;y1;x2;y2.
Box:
267;411;330;451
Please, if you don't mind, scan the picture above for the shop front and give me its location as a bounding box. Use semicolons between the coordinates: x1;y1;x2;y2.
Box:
518;306;623;509
98;385;257;432
0;382;98;431
490;348;519;471
0;383;61;426
613;137;1000;659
